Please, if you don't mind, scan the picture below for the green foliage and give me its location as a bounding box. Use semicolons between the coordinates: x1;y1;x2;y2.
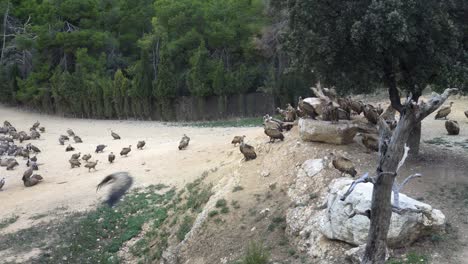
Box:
239;241;270;264
0;215;19;230
285;0;467;96
386;252;429;264
0;0;293;119
176;215;195;242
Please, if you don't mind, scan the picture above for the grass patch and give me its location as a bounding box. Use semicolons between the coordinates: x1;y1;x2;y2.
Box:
220;206;230;214
209;210;219;217
176;215;195;242
176;117;263;128
0;186;175;263
239;241;270;264
268;216;286;231
215;199;228;208
231;200;240;209
185;177;213;212
387;252;429;264
29;213;48;220
0;215;19;230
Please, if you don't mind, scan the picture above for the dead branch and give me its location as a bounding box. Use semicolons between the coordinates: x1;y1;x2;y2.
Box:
392;173;422;207
396;144;409;173
340;173;371;201
417;88;458;121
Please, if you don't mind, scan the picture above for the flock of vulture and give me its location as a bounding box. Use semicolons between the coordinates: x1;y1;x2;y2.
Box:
0;116;198;192
1;89;467;195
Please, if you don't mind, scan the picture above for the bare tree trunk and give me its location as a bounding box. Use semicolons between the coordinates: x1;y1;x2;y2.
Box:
362;88;458;264
407;121;421;155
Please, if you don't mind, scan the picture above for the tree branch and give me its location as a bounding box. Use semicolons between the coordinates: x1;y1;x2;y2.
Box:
417;88;458;121
340;173;372;201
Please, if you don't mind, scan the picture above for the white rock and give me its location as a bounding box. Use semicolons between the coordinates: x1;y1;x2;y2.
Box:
260;170;270;177
260;208;270;216
319;178;446;247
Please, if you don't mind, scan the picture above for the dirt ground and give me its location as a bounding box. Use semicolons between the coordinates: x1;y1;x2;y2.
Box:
0;96;467;263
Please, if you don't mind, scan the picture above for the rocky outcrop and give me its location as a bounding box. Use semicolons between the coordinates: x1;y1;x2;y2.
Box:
299;119;359;145
303;97;323;116
319;178;446;247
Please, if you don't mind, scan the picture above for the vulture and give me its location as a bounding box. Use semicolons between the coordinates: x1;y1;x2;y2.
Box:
96;172;133;207
298;96;318;119
323;101;339;123
120;145;132;156
32;121;40;129
59;137;65;145
30;156;37;162
380;105;397;130
263;116;285;143
231;135;246;146
95;144;107;153
111;130;121;140
23;174;43;187
137;141;146;150
69;159;81;168
67;129;75;137
66;145;75;152
178;135;190;150
360;133;379;152
435;102;453;120
239;138;256;161
323;87;337;101
4;120;11;127
82;154;92;162
6;160;19;170
277;104;296;122
108;152;116;163
376;104;384;115
39;127;45;133
27;144;41;153
337;97;352;116
0;177;4;190
85;160;99;172
29;161;39;171
363;104;379;125
1;158;15;167
73;135;83;143
60;135;70;141
330;153;357;177
445;120;460;135
30;130;40;140
23;167;33;179
465;110;468;119
71;152;81;160
348;98;364;115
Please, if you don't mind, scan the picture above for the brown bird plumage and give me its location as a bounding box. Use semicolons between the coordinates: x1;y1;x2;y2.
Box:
82;154;92;162
464;110;468;119
111;130;121;140
435;102;453;119
69;159;81;168
298;96;318;119
137;141;146;150
323;101;339;123
23;174;43;187
67;129;75;137
71;152;81;160
445;120;460;135
330;153;357;177
85;160;99;172
231;135;246;146
66;144;75;152
361;133;379;152
73;135;83;143
120;145;132;156
95;144;107;153
6;160;19;170
363;104;379;125
239;138;256;161
178;135;190;150
348;98;364;115
96;172;133;207
108;152;115;163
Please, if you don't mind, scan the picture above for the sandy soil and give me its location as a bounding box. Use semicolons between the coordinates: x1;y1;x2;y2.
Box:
0;96;467;263
0;105;259;233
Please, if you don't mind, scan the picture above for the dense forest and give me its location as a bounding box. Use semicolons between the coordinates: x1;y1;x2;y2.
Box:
0;0;465;119
0;0;312;119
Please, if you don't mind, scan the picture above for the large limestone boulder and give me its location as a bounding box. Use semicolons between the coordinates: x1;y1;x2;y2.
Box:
299;119;359;145
319;178;446;247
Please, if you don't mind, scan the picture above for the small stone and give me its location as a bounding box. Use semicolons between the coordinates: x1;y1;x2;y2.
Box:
250;226;256;232
261;171;270;177
260;208;270;216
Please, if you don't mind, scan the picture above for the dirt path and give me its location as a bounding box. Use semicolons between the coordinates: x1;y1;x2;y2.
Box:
0;105;259;233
